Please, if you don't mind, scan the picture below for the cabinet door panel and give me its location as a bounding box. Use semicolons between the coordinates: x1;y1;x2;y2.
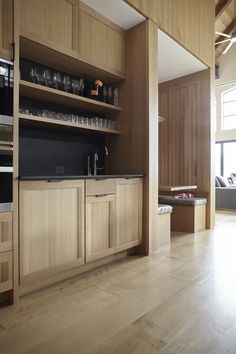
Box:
0;251;12;293
86;195;115;262
79;5;125;75
20;181;84;281
0;0;13;60
116;179;142;246
20;0;79;53
0;212;12;253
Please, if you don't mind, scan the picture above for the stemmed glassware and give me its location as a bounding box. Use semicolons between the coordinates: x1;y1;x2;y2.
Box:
71;79;80;95
52;72;62;90
42;69;52;87
79;78;85;96
63;75;71;93
30;67;40;84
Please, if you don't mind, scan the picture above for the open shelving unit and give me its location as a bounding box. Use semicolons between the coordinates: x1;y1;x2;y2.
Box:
19;80;122;114
19;113;121;135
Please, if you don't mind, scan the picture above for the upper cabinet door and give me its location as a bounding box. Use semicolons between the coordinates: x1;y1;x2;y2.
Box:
78;4;125;77
20;0;79;54
0;0;13;61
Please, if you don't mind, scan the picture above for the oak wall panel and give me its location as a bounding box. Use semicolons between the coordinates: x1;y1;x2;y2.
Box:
159;69;214;228
125;0;215;68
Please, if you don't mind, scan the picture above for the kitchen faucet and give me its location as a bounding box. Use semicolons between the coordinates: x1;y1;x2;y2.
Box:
92;146;109;176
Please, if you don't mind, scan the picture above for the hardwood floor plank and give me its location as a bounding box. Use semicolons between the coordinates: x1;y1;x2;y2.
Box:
0;212;236;354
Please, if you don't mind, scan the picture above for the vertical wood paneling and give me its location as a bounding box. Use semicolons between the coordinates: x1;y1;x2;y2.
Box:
159;69;214;227
125;0;215;68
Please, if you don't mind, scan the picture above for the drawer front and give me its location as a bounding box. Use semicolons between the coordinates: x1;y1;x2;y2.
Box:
0;212;13;253
0;251;12;293
86;179;115;196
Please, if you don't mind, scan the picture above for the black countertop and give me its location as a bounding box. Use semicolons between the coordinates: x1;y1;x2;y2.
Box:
19;174;144;181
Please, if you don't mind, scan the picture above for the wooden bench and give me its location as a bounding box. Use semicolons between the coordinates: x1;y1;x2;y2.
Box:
158;204;173;246
158;195;207;233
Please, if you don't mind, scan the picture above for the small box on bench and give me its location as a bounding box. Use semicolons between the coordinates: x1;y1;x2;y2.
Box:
158;195;207;233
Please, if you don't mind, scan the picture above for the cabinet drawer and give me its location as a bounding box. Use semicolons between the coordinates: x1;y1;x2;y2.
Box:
86;179;115;196
0;251;12;293
0;212;13;253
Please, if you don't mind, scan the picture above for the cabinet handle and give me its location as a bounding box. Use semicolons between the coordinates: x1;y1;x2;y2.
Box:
47;179;63;182
95;194;108;198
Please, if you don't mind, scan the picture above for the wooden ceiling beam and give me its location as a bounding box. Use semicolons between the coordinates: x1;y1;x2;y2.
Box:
215;16;236;43
215;0;233;19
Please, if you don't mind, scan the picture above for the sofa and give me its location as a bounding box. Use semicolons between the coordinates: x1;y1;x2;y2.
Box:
215;176;236;210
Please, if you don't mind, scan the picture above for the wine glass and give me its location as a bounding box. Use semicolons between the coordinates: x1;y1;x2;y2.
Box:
63;75;71;93
52;72;62;90
30;67;40;84
42;69;52;87
79;78;85;96
71;79;80;95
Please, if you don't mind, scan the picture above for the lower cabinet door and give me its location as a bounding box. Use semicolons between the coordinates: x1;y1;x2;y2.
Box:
0;251;12;293
86;194;115;262
115;178;143;249
0;212;12;253
19;180;84;284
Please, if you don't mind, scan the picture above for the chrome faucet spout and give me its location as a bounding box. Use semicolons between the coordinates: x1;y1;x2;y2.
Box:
93;152;99;176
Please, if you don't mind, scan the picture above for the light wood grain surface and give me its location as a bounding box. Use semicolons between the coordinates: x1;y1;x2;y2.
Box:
159;70;214;228
0;0;13;60
20;0;79;54
0;211;236;353
125;0;215;68
159;185;197;192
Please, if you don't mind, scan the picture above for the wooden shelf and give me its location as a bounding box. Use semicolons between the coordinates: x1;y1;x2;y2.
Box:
19;80;122;114
20;36;125;84
19;114;121;135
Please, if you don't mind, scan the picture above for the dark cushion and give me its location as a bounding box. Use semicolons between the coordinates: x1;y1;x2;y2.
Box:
216;175;230;187
215;177;221;187
159;195;207;206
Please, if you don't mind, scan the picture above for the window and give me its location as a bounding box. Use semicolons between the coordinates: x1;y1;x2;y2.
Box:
215;141;236;177
222;87;236;130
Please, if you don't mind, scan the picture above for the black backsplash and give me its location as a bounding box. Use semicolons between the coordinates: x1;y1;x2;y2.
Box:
19;125;106;177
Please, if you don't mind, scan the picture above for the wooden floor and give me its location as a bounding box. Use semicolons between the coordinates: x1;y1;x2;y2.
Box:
1;211;236;354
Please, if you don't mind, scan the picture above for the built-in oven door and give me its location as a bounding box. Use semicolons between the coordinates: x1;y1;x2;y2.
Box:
0;58;13;118
0;151;13;212
0;115;13;148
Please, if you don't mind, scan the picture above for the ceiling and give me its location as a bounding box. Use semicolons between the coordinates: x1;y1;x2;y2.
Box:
80;0;145;30
158;31;207;83
215;0;236;59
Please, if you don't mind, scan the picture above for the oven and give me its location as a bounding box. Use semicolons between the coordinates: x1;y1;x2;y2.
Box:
0;151;13;212
0;58;13;212
0;58;13;119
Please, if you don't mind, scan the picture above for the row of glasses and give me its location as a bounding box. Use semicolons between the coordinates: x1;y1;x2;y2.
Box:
19;107;115;130
30;67;85;95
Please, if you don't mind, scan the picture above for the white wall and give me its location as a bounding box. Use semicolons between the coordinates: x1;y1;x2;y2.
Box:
215;44;236;142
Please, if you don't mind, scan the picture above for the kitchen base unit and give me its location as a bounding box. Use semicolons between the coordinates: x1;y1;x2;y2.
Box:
19;180;85;289
19;177;143;294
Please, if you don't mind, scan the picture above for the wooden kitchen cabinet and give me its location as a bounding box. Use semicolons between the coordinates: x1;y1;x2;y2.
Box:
0;251;12;293
86;194;115;262
0;212;13;253
0;0;13;61
85;178;143;263
19;180;84;284
20;0;79;55
79;3;125;77
115;178;143;248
